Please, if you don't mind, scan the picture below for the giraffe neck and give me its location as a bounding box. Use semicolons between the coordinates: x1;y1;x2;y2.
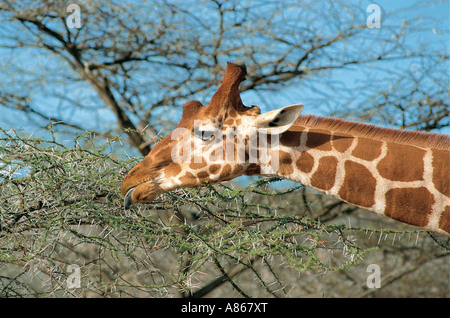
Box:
265;116;450;236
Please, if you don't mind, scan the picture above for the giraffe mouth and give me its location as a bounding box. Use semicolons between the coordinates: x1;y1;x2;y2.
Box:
123;187;135;209
122;178;160;209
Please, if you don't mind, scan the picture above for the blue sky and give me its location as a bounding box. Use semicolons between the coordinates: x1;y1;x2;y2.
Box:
0;0;448;142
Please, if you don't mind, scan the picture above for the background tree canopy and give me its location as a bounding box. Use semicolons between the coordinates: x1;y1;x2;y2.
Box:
0;0;448;298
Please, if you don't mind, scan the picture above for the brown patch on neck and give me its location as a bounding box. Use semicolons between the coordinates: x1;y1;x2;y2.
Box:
384;187;434;228
295;151;314;173
352;138;382;161
431;149;450;197
310;156;338;190
331;133;354;153
280;130;302;147
306;129;332;151
439;206;450;234
245;163;261;176
377;143;425;182
338;161;376;208
196;171;209;179
220;164;232;179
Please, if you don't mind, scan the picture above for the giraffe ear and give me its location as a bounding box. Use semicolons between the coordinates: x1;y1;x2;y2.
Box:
255;104;303;134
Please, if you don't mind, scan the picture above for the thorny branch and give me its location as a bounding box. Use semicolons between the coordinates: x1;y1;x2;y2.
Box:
1;129;448;297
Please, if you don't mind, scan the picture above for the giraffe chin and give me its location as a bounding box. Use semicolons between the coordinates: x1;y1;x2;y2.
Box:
123;181;158;209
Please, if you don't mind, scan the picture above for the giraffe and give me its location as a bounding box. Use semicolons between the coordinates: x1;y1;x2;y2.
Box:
121;61;450;236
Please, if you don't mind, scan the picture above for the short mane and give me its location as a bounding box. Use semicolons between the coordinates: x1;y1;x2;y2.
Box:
295;115;450;150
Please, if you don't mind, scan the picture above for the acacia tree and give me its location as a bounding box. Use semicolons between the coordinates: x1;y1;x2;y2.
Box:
2;130;448;298
0;0;448;298
348;56;449;131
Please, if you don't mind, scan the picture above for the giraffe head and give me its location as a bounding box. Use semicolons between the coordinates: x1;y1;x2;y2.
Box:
121;61;302;208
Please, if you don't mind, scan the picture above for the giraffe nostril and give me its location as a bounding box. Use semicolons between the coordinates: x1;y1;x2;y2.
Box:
124;187;135;209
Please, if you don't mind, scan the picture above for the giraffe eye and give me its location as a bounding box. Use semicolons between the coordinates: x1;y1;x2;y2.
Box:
195;130;215;141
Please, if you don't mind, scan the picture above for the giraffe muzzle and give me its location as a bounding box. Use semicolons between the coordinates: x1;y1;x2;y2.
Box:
122;178;160;208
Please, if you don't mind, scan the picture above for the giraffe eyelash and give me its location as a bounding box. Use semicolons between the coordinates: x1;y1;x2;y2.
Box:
194;130;215;141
